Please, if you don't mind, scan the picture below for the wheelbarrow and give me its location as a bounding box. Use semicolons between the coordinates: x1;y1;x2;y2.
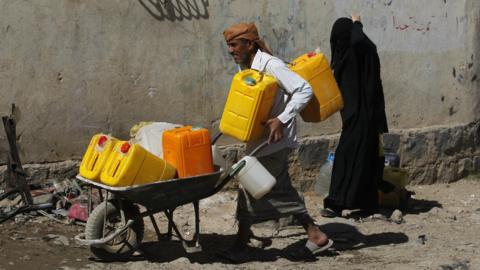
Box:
74;139;267;261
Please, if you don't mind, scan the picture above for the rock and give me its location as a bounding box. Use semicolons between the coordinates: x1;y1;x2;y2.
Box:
390;210;403;223
43;234;70;246
169;257;190;264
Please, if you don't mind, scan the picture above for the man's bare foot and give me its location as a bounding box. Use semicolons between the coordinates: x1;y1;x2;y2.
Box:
307;224;329;247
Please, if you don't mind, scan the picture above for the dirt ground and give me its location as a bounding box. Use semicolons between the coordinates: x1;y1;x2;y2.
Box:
1;177;479;270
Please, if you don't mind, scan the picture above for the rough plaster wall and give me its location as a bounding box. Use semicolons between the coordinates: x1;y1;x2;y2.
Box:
0;0;478;163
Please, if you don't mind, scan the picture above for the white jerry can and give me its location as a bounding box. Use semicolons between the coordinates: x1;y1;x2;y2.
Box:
234;156;276;199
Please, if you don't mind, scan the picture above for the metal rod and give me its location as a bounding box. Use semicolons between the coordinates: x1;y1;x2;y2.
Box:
148;213;162;241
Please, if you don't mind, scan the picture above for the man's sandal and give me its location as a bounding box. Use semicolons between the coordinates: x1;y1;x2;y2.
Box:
288;239;334;261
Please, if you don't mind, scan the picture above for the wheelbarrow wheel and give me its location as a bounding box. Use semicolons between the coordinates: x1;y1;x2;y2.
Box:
85;201;144;261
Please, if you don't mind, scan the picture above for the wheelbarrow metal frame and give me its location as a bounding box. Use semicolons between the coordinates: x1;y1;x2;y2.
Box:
74;158;246;252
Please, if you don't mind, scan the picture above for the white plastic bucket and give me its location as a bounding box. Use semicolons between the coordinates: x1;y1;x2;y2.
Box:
131;122;181;158
233;156;276;199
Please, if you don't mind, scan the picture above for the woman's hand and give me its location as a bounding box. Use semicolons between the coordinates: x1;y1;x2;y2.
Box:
351;13;361;22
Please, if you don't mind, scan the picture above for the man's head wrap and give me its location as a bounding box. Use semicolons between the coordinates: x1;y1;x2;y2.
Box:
223;22;273;55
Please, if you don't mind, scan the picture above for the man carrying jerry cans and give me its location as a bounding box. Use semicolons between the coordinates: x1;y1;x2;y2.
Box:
220;22;333;261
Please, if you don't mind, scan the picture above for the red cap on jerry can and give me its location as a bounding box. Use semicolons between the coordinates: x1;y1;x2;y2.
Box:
120;142;131;153
98;135;108;147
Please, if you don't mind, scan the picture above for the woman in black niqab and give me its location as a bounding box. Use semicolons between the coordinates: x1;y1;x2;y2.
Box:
323;16;388;216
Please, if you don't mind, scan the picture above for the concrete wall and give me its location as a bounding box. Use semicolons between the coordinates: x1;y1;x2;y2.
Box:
0;0;478;164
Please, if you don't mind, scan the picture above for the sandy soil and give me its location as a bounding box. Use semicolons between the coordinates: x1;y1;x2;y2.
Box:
1;177;479;270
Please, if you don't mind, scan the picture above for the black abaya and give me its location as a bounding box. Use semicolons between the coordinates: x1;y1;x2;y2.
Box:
324;19;388;212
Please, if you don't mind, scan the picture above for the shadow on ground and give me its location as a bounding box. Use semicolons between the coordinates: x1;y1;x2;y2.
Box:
88;222;408;264
406;198;443;215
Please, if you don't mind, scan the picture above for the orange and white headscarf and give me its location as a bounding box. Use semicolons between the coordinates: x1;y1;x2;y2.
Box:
223;22;273;55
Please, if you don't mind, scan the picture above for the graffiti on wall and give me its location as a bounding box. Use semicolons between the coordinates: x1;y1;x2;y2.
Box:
334;0;467;52
138;0;209;21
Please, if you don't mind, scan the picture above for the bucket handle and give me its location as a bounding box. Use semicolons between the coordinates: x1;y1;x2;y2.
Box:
248;141;268;157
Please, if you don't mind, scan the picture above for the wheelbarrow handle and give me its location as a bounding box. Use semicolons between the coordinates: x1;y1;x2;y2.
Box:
211;132;222;145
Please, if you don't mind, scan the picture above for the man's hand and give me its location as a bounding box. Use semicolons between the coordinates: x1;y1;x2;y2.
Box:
351;13;361;22
264;118;284;144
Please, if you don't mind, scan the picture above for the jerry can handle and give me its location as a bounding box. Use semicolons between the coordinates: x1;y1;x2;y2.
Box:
211;132;222;145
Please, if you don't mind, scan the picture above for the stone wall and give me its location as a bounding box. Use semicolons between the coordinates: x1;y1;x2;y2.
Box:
3;120;477;190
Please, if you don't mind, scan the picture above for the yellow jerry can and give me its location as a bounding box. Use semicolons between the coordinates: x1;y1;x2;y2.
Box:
289;52;344;122
383;166;409;189
219;69;278;142
100;142;176;187
79;134;118;181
